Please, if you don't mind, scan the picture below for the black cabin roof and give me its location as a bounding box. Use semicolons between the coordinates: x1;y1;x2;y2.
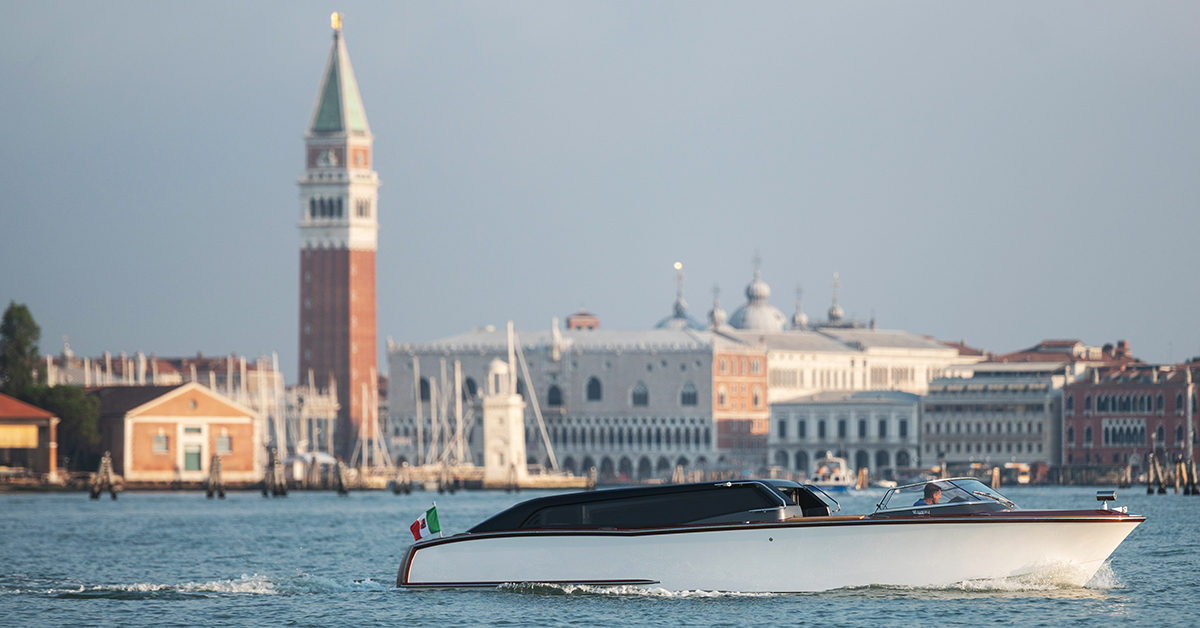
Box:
467;480;817;533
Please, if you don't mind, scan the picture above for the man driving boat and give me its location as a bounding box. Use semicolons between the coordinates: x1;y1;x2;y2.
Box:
913;483;942;506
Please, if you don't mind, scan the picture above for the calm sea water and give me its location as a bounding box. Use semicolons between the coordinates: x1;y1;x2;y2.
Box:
1;485;1196;627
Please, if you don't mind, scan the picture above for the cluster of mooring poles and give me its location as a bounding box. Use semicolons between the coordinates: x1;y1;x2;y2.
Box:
1143;453;1200;495
391;462;414;495
89;451;121;500
262;447;288;497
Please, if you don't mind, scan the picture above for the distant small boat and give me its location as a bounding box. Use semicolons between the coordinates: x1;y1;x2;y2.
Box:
808;451;856;492
396;478;1143;592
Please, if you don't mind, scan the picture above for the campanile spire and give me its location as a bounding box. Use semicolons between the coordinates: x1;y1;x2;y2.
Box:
298;14;380;456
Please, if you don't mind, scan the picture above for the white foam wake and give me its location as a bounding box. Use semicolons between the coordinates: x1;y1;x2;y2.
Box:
50;574;387;598
489;561;1122;597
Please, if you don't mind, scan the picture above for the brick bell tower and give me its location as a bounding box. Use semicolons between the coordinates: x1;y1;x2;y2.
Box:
298;13;379;457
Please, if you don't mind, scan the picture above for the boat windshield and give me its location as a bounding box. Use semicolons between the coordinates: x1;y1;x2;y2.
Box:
876;478;1017;511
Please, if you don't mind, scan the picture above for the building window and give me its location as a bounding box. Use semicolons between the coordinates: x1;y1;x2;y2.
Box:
680;382;698;406
184;427;201;434
217;436;232;453
1085;426;1093;445
752;387;762;409
1084;395;1092;412
858;420;867;439
1067;426;1075;444
878;419;887;438
818;420;827;440
184;445;202;471
899;420;908;438
586;377;602;401
152;435;169;453
778;420;787;439
547;385;563;407
750;359;762;375
631;382;649;407
717;386;728;408
837;419;847;439
420;378;431;402
1066;395;1074;412
798;420;807;440
719;359;728;374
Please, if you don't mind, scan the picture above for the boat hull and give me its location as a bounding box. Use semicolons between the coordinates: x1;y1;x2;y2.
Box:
399;511;1142;592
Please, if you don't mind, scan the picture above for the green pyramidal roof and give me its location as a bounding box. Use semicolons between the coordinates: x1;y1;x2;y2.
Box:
309;31;369;135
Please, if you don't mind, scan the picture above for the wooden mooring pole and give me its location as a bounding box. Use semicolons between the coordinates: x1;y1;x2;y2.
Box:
89;451;119;500
1188;459;1199;496
335;461;349;496
206;454;225;499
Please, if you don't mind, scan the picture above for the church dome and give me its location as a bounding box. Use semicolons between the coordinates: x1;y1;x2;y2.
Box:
728;269;787;332
793;307;809;330
655;275;705;330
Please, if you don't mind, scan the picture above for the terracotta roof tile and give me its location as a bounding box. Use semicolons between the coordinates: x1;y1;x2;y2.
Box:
0;392;56;419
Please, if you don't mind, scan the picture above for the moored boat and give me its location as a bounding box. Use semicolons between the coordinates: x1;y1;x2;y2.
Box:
808;451;856;492
397;478;1144;592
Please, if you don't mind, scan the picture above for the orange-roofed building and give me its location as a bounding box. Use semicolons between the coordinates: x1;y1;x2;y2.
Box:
0;392;59;479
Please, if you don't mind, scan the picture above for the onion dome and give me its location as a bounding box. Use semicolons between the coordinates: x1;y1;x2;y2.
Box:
728;268;787;332
827;272;844;323
792;287;809;330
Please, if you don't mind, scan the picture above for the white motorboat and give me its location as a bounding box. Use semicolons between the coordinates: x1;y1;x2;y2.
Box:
397;478;1144;592
808;451;856;492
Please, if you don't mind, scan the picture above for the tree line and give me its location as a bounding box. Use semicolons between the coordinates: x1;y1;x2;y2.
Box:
1;301;102;472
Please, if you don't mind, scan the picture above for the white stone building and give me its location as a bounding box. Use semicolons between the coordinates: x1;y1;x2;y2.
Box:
768;390;920;478
387;325;740;482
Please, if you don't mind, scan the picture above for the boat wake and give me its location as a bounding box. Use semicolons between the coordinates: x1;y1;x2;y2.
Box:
941;560;1122;592
40;574;387;600
490;561;1121;598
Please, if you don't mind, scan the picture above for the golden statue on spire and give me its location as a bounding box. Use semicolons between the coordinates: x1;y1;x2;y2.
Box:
331;12;343;31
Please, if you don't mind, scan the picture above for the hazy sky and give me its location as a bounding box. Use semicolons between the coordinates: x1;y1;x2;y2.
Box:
3;2;1198;382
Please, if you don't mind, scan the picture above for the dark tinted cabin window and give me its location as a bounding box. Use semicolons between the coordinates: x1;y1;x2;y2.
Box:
521;486;776;529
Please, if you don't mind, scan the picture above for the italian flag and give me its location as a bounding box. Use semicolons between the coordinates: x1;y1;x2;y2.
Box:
410;505;441;541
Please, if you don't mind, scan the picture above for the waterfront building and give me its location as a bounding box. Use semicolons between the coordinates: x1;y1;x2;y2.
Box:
387;264;984;474
0;392;58;479
297;14;380;456
923;363;1067;473
1062;362;1197;471
387;319;772;480
91;383;265;486
922;339;1144;473
767;390;919;479
712;268;973;402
